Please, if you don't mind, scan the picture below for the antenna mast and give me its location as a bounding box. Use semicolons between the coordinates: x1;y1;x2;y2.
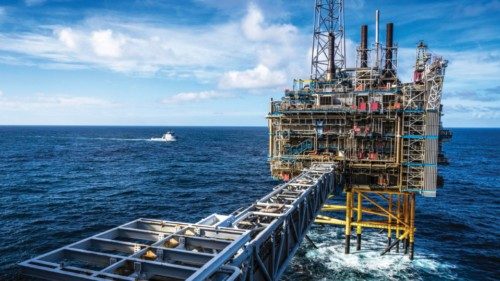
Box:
310;0;345;81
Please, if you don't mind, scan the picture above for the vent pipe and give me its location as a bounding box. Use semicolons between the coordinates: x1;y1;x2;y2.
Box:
326;32;336;81
375;10;380;68
360;25;368;67
385;23;394;70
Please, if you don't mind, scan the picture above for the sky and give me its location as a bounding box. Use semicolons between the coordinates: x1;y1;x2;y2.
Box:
0;0;498;127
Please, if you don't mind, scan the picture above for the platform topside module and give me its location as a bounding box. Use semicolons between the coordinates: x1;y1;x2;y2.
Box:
268;15;448;197
268;0;449;259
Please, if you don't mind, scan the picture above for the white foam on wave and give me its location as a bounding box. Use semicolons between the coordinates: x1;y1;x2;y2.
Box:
148;138;176;142
74;136;178;142
286;227;458;280
44;136;176;142
73;137;150;142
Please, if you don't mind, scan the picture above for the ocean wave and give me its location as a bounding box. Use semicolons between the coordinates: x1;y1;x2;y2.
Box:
285;227;459;281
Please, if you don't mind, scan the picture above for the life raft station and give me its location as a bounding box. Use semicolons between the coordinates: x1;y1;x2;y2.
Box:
20;1;451;280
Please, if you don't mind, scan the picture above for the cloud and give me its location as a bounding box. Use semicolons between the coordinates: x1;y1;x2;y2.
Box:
0;93;114;110
442;95;500;126
241;3;297;43
0;3;310;89
443;92;500;111
442;49;500;91
56;28;78;49
0;19;241;74
219;64;286;89
217;3;309;89
91;29;126;58
162;91;233;104
47;96;113;107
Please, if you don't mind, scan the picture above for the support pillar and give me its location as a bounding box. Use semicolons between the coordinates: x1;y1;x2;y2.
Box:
345;191;352;254
396;194;401;253
356;191;362;251
404;193;409;255
409;193;416;260
387;194;392;251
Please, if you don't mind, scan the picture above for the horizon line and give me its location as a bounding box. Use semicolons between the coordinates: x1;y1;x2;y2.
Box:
0;125;499;129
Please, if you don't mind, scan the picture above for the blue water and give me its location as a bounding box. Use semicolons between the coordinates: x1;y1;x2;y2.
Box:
0;126;498;280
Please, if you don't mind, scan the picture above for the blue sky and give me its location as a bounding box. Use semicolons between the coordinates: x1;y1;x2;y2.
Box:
0;0;498;127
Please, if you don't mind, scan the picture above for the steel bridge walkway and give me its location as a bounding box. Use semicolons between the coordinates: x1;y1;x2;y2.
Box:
20;163;338;281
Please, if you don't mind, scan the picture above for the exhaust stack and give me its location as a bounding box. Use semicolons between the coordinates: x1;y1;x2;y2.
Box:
326;32;336;81
375;10;380;68
360;25;368;67
385;23;394;70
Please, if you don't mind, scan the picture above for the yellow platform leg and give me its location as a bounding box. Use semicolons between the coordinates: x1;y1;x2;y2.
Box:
345;191;352;254
356;191;362;251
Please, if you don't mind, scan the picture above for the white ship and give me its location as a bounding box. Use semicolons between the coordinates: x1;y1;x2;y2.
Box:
150;131;176;142
161;131;176;141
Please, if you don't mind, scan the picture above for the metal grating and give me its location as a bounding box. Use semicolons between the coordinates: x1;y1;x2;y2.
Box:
21;163;337;281
20;218;249;281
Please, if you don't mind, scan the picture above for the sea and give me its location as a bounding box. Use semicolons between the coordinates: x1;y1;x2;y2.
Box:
0;126;498;280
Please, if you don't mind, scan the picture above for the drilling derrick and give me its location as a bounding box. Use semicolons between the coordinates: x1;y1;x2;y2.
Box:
311;0;345;81
267;1;448;259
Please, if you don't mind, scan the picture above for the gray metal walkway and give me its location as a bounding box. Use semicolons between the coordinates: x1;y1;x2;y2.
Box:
20;163;337;281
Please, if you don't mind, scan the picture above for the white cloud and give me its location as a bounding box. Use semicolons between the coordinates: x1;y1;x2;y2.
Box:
443;96;499;111
0;93;114;110
442;96;500;127
162;91;233;104
0;3;310;88
219;64;286;89
56;28;78;49
441;49;500;92
241;3;297;43
217;3;309;89
48;96;112;107
0;21;243;74
0;90;3;97
91;29;125;58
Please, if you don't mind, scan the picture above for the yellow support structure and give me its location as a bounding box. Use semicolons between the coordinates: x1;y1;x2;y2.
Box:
345;191;352;254
356;191;362;251
317;188;417;259
321;204;347;211
388;194;393;250
409;193;416;259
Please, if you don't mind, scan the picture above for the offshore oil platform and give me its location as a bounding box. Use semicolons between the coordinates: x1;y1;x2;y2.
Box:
267;1;449;258
20;1;449;280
